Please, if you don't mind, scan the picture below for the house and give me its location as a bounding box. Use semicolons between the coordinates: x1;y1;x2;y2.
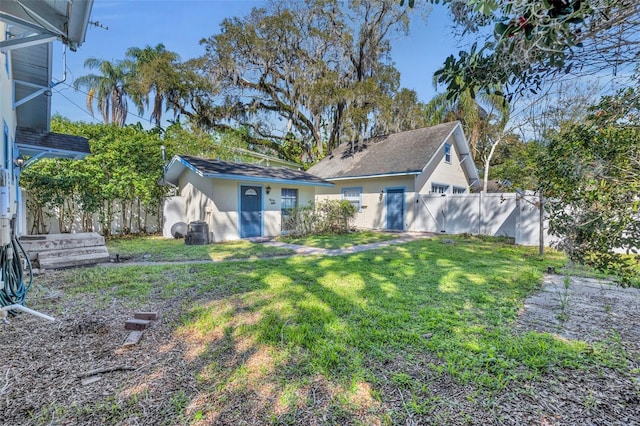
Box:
1;0;94;237
162;155;334;241
308;121;480;232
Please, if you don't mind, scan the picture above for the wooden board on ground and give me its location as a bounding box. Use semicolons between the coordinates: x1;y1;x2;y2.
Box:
123;330;144;347
133;312;159;321
81;375;102;386
124;319;151;330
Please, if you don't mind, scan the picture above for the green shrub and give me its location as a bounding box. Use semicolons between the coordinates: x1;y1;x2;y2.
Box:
286;200;357;236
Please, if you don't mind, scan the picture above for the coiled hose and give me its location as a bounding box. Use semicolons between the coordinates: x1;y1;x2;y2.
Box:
0;233;33;315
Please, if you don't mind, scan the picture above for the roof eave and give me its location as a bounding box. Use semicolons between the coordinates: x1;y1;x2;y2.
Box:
451;125;481;185
325;171;421;181
201;172;334;187
164;155;334;187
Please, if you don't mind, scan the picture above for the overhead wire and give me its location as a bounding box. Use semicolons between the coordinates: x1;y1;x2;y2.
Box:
55;82;159;125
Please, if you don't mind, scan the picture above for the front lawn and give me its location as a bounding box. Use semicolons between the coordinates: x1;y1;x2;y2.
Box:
278;230;399;249
8;235;635;425
106;235;295;262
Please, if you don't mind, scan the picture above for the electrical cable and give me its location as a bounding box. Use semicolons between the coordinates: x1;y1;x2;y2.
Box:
57;82;160;125
0;219;33;316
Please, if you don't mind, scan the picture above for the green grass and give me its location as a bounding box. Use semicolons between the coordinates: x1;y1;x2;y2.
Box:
52;235;630;423
278;230;399;249
106;235;295;262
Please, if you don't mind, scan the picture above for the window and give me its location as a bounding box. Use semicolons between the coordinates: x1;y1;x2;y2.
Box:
281;188;298;231
453;186;467;194
281;188;297;210
444;143;452;163
431;183;449;194
342;187;362;211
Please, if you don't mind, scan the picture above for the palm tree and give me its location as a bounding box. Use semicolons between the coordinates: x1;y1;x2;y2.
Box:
125;44;181;127
73;58;138;126
424;87;509;159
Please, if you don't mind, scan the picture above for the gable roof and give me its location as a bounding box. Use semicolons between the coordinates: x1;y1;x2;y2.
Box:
164;155;334;187
15;127;91;166
308;122;478;184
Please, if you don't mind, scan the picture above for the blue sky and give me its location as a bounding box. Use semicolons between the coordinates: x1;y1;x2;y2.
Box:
51;0;462;127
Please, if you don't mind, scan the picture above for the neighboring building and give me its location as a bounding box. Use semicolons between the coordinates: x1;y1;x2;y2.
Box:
162;155;334;241
308;121;480;232
1;0;94;237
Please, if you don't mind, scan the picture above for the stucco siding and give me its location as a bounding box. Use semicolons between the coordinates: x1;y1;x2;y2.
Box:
416;134;472;194
316;175;417;231
180;171;238;241
178;169;319;240
263;183;315;237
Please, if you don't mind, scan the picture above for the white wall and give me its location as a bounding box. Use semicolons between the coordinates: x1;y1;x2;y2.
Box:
416;133;473;195
263;183;315;238
1;24;21;235
315;175;416;231
178;168;319;241
180;171;238;241
163;196;185;238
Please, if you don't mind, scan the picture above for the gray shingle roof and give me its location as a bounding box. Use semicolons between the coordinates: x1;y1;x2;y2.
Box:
15;127;90;155
175;155;333;186
308;122;460;179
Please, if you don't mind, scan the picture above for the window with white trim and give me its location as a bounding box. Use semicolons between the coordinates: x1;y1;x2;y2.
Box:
453;186;467;194
281;188;298;231
444;143;452;163
431;183;449;194
342;187;362;211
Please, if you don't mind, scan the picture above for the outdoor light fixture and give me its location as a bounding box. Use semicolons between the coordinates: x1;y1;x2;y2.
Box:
266;185;271;194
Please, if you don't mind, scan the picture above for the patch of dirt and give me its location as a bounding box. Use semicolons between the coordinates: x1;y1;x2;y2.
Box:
1;272;638;425
0;274;197;425
368;275;640;425
516;275;640;353
499;275;640;426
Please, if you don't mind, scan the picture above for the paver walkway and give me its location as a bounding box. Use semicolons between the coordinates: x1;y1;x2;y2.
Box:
260;232;434;256
104;232;435;267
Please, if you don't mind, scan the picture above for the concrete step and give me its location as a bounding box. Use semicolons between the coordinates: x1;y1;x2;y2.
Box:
20;233;106;252
36;246;109;260
38;252;110;270
20;232;110;269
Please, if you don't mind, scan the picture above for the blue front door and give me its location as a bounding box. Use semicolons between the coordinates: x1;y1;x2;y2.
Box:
386;188;404;231
240;185;262;238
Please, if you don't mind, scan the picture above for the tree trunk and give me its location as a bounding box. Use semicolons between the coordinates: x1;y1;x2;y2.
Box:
482;136;501;192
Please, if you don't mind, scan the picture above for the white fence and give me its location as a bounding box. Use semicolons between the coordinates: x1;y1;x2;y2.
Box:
23;191;163;235
417;193;556;246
